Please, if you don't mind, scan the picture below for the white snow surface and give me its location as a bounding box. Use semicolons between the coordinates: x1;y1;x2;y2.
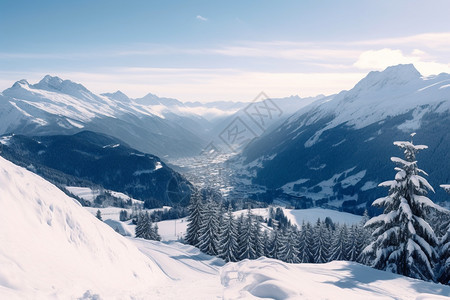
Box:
1;157;449;299
221;258;450;300
0;157;168;299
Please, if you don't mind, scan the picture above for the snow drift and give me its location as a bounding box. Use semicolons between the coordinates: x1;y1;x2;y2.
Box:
0;157;167;299
221;258;450;299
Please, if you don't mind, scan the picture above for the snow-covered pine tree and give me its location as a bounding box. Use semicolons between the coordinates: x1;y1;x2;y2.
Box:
135;212;145;238
238;207;256;260
96;209;102;221
142;212;153;240
347;225;364;262
198;198;219;256
262;230;271;257
269;226;285;260
280;226;300;263
363;135;442;281
135;211;153;239
185;189;204;247
253;218;265;258
330;224;349;261
438;226;450;284
218;205;239;262
151;223;161;241
298;221;314;263
312;219;331;263
437;186;450;285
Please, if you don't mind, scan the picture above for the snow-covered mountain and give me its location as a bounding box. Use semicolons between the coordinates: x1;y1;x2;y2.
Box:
240;64;450;212
0;76;206;158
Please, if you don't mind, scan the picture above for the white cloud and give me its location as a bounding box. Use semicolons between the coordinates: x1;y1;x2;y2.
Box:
354;48;450;76
196;15;208;22
0;69;364;102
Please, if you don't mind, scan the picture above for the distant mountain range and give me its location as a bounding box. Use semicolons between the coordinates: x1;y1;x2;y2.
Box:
239;64;450;213
0;75;314;158
1;65;449;212
0;131;192;207
0;75;207;158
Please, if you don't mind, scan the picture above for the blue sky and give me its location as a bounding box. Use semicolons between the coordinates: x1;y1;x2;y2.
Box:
1;0;450;101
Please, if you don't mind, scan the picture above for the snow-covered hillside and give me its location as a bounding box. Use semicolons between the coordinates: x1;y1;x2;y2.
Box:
0;156;167;299
1;156;449;299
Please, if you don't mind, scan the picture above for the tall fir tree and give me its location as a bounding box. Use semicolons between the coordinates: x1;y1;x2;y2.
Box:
269;227;285;260
198;199;220;256
218;205;239;262
135;212;145;238
330;224;349;261
185;190;203;247
280;227;300;263
363;136;442;281
262;230;271;257
238;208;256;260
312;219;331;263
437;226;450;284
298;222;314;263
437;186;450;285
253;218;265;258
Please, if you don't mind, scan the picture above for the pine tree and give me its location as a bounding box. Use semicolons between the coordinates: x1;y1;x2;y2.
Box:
185;190;203;247
135;211;155;240
330;224;349;261
198;199;219;255
96;209;102;221
218;206;239;262
298;222;314;263
437;226;450;284
363;135;442;281
437;187;450;285
238;208;256;260
253;219;265;258
151;223;162;241
135;212;145;238
262;230;271;257
269;227;285;260
119;210;128;221
280;227;300;263
312;219;331;263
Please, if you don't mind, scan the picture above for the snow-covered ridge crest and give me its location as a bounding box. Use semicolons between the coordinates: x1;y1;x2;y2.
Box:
0;156;167;299
285;64;450;148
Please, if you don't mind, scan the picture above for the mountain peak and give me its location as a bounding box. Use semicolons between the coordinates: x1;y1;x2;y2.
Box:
101;90;131;102
11;79;30;88
37;75;63;89
135;93;183;106
354;64;422;91
33;75;90;95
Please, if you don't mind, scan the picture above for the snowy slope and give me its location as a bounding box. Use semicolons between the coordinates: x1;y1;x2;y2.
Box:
0;156;167;299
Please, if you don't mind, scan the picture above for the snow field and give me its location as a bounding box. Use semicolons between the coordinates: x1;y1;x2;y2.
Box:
0;157;167;299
